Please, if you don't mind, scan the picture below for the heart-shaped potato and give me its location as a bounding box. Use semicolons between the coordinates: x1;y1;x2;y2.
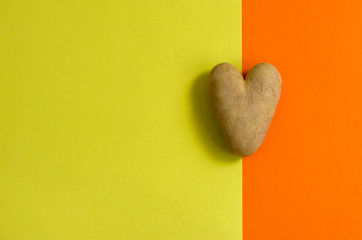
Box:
209;63;282;157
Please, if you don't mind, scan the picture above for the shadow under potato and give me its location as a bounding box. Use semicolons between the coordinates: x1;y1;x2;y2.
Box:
191;72;240;161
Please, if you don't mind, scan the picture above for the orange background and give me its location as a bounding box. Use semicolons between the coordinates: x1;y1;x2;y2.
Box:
242;0;362;239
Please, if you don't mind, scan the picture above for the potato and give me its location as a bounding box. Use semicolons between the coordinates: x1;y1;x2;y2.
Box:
209;63;282;157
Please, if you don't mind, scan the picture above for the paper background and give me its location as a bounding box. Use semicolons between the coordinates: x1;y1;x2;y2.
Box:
243;0;362;238
0;1;242;239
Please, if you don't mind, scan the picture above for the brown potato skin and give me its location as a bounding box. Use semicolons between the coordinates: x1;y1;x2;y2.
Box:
209;63;282;157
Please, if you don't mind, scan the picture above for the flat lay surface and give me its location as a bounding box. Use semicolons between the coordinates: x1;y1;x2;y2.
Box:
243;0;362;238
0;1;242;239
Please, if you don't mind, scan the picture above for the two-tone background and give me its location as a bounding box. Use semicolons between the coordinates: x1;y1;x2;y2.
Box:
1;0;361;239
